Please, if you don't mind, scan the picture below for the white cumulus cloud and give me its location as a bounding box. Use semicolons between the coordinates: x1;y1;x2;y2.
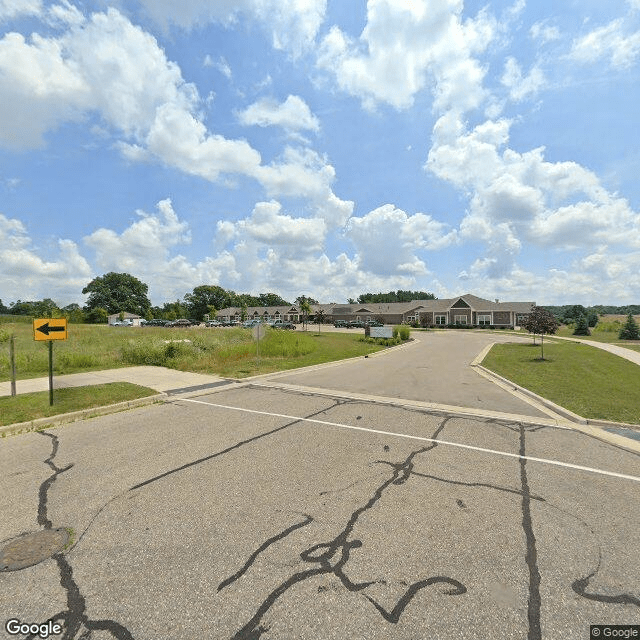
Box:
501;57;546;102
0;213;92;304
345;204;456;276
317;0;494;112
137;0;327;57
570;19;640;69
237;95;319;133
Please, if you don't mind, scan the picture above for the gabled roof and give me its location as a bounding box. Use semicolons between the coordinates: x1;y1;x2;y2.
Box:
215;295;535;317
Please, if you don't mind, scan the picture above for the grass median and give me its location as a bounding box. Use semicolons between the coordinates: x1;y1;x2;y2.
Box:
482;341;640;424
0;382;157;427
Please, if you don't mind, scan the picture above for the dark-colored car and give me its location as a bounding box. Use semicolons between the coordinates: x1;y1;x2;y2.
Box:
334;320;348;328
348;320;365;328
144;319;169;326
167;319;193;327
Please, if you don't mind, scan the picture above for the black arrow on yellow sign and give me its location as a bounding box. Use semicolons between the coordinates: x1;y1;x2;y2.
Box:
36;322;66;336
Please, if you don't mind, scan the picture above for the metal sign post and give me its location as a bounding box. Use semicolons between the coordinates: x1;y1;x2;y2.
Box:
10;334;16;397
252;323;265;368
48;340;54;406
33;318;68;406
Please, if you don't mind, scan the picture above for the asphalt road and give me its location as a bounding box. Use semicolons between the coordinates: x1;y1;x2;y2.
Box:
268;330;551;418
1;383;639;640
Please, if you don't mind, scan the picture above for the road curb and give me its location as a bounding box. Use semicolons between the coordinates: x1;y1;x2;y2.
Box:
472;348;640;453
248;380;571;429
0;393;167;438
236;336;420;382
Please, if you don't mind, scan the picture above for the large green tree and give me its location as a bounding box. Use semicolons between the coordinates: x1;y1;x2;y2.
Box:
257;292;290;306
82;272;151;316
358;290;437;303
184;285;234;321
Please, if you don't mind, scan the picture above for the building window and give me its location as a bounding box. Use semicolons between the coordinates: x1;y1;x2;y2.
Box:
435;315;447;325
454;315;468;325
478;315;491;326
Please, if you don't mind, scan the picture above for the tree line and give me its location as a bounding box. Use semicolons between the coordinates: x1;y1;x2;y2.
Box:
3;273;637;325
543;304;640;326
0;273;440;323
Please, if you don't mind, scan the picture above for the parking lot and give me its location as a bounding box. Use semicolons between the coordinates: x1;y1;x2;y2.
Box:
1;381;639;640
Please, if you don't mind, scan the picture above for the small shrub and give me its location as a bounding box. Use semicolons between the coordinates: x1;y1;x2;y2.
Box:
120;339;196;366
398;325;411;340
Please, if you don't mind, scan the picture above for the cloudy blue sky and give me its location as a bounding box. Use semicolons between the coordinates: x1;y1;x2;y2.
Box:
1;0;639;307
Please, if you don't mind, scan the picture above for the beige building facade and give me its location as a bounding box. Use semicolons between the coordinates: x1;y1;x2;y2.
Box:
216;294;534;328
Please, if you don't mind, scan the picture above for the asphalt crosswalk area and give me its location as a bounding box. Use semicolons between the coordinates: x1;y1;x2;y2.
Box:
1;385;639;640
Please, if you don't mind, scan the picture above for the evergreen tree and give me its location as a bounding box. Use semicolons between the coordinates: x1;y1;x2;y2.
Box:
573;314;591;336
619;313;640;340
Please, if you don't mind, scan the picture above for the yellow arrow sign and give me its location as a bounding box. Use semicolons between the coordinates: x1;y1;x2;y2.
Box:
33;318;68;341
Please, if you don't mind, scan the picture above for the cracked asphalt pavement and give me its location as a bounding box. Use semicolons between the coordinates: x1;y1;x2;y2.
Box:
1;383;639;639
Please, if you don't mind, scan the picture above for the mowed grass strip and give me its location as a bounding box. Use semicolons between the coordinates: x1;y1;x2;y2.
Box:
0;382;157;427
482;341;640;424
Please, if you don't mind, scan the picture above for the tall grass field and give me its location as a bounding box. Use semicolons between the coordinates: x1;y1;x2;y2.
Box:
0;322;385;380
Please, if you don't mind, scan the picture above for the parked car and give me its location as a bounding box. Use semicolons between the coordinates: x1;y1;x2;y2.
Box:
166;318;193;327
348;320;365;328
365;319;383;327
206;320;222;327
143;319;168;326
334;320;348;328
271;320;295;330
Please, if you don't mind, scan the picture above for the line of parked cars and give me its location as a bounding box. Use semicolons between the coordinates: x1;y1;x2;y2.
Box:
138;318;296;329
333;319;383;328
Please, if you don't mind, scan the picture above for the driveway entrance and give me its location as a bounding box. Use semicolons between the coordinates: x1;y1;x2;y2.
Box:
263;330;549;418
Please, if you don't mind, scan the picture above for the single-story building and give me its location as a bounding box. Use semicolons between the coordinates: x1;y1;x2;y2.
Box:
107;312;142;326
215;294;534;328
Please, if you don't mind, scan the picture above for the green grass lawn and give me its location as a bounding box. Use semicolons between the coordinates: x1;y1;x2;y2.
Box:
556;323;640;352
0;323;386;381
482;341;640;424
0;382;157;427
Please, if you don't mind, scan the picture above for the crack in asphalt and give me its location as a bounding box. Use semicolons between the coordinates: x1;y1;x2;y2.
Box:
519;425;542;640
13;386;635;639
218;514;314;592
130;399;346;491
226;417;467;639
26;431;136;640
572;550;640;608
380;466;547;502
37;431;74;530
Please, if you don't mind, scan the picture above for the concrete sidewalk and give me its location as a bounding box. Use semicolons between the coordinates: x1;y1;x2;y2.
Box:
0;366;228;397
551;334;640;365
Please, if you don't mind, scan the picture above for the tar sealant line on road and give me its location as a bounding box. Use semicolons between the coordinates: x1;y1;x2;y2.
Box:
177;398;640;484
